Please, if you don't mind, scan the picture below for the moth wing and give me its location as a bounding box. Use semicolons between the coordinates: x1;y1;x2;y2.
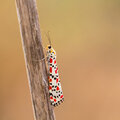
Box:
48;56;64;107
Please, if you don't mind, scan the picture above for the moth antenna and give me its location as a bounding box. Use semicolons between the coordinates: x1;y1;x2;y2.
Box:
45;31;52;46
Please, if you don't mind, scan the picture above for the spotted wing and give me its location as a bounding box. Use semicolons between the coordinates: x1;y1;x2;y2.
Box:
48;52;64;107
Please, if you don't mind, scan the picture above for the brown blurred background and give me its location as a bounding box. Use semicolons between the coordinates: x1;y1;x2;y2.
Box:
0;0;120;120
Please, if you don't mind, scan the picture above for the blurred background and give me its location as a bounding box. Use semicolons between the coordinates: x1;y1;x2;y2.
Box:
0;0;120;120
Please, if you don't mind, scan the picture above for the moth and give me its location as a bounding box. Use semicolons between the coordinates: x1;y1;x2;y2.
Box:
46;45;64;106
45;33;64;106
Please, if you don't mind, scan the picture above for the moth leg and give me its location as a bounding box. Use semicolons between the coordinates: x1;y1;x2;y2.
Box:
32;56;48;62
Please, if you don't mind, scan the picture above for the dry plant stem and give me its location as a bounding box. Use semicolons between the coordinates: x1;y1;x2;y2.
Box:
15;0;55;120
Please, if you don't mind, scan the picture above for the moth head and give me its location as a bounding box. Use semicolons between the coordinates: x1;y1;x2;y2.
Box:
46;45;51;51
46;45;56;55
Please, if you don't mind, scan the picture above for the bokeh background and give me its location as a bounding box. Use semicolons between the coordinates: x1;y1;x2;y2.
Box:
0;0;120;120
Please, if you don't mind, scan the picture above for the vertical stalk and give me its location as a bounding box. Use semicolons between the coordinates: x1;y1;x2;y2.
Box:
15;0;55;120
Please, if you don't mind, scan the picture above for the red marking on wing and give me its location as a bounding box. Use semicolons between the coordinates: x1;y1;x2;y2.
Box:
54;60;56;64
50;58;53;63
49;79;52;82
55;68;58;74
50;67;52;73
49;86;52;90
60;95;63;99
54;99;56;102
56;86;59;91
50;96;53;99
56;78;58;83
